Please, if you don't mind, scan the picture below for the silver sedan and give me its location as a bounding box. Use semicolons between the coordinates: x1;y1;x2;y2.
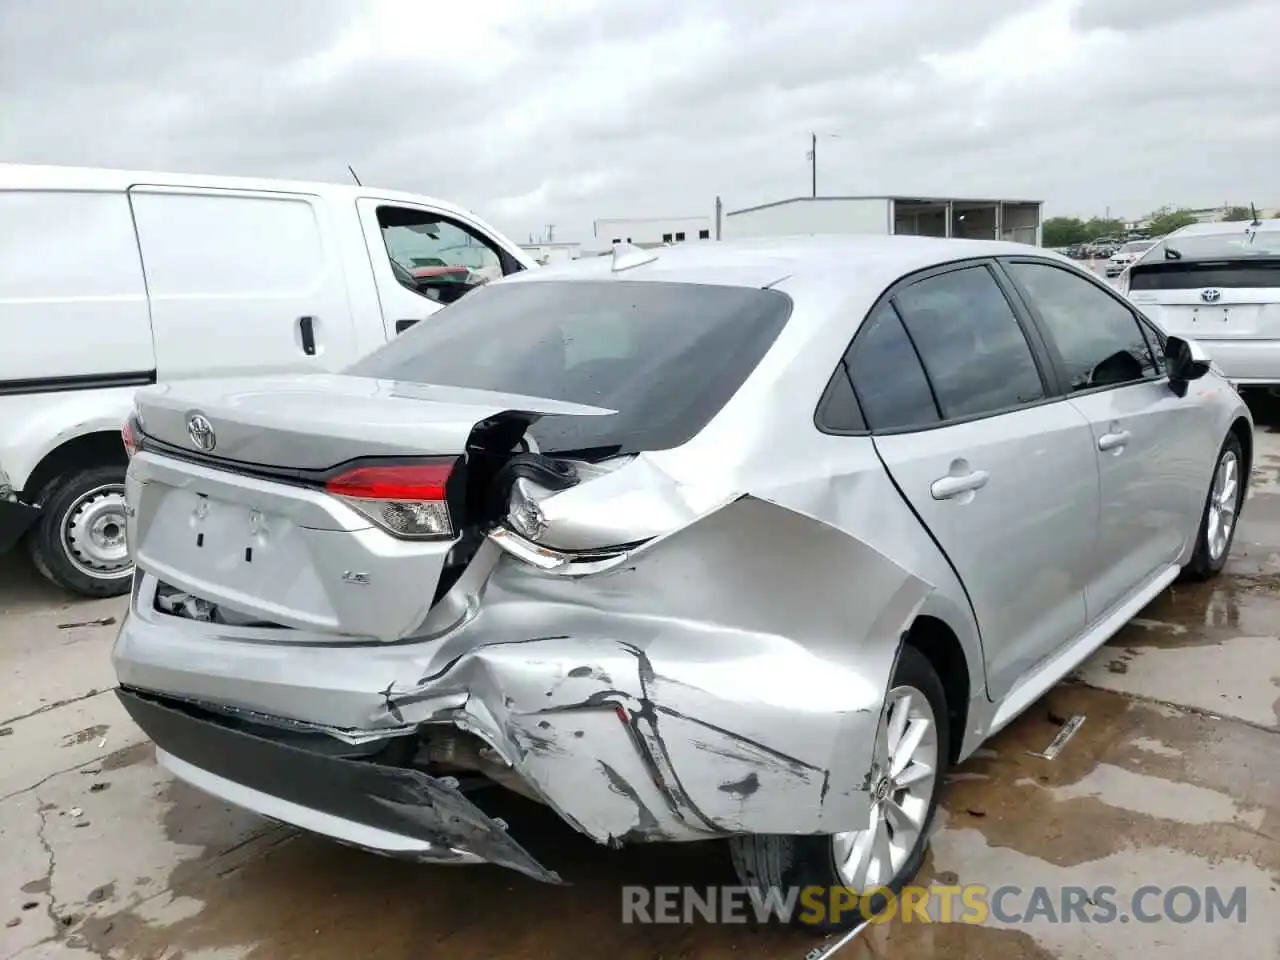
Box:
111;235;1250;931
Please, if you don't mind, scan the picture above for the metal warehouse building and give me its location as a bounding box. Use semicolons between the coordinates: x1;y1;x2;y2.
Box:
720;195;1043;245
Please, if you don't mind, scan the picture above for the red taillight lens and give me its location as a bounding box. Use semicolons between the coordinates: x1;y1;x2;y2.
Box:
122;417;141;459
324;460;457;539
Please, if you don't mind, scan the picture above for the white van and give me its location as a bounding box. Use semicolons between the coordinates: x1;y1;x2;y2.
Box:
0;163;536;597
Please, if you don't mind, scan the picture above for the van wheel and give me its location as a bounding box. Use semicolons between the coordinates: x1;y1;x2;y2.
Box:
27;465;133;598
728;646;948;931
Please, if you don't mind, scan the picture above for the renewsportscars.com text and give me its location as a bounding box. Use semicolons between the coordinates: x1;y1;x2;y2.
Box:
622;884;1249;927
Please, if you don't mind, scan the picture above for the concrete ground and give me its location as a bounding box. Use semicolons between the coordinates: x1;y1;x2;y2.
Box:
2;400;1278;959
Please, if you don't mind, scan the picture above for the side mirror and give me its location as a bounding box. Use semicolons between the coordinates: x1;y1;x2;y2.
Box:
1165;335;1211;396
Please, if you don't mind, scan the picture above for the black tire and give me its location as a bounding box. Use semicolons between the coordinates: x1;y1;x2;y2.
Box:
26;464;133;598
1181;432;1245;582
728;644;949;931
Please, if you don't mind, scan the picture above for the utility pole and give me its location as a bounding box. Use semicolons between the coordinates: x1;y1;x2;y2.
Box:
546;224;555;243
808;133;817;198
806;133;840;198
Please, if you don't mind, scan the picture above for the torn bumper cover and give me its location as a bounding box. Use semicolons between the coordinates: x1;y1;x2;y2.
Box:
116;688;562;883
113;496;933;878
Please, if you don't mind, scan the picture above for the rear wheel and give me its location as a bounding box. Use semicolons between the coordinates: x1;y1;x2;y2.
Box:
728;645;948;931
27;464;133;598
1182;433;1244;582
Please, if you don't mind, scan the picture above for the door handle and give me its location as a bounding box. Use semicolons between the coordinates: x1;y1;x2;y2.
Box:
1098;429;1131;451
299;316;316;356
395;318;419;334
931;470;989;500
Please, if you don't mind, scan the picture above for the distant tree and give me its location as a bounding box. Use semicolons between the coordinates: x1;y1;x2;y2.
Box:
1146;206;1199;236
1083;216;1126;240
1043;216;1088;246
1220;205;1253;222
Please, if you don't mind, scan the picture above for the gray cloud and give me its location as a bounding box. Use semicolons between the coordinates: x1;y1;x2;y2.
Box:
1071;0;1261;33
2;0;1278;244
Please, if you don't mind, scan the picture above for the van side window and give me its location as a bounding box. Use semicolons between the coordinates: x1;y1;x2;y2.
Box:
376;207;504;306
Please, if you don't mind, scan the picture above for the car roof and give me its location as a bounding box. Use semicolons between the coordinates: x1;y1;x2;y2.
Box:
1166;218;1280;238
503;234;1067;292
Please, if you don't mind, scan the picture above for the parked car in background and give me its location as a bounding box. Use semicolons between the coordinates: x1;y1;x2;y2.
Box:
1106;238;1159;277
0;163;535;596
112;236;1249;931
1086;238;1122;259
1121;217;1280;390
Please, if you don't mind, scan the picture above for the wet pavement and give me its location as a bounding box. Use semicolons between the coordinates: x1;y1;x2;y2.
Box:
2;400;1279;959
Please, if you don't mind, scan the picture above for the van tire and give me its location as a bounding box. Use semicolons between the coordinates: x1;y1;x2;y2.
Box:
27;465;133;598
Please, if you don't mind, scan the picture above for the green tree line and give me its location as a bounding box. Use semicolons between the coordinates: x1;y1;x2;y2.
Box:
1043;205;1261;247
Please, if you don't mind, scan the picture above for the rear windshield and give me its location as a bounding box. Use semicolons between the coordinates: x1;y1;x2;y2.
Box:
347;279;793;455
1153;230;1280;261
1129;259;1280;291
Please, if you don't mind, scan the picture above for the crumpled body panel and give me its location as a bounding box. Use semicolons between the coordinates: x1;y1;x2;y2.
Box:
116;494;931;851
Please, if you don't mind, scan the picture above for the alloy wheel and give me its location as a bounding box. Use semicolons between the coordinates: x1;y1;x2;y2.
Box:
831;684;939;891
1206;449;1239;562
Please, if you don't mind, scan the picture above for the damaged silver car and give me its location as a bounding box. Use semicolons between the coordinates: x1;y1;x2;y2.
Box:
112;237;1251;929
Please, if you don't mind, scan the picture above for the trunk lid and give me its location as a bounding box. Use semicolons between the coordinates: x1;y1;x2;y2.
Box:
1128;258;1280;340
133;374;613;469
127;374;614;642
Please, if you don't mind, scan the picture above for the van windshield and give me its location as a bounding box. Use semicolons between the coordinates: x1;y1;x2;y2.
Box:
347;279;793;456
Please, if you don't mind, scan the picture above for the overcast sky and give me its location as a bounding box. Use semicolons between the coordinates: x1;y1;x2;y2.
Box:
3;0;1278;244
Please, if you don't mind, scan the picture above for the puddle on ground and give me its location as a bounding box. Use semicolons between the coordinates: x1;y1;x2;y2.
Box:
1081;635;1280;730
928;827;1277;958
65;688;1280;960
1029;763;1265;829
98;741;153;771
1109;576;1280;647
938;685;1280;872
60;724;109;747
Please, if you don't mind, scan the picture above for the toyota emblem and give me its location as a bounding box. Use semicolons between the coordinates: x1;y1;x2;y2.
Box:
1200;288;1223;303
187;414;216;452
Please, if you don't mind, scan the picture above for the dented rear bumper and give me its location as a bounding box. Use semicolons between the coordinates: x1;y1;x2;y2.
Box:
113;496;932;871
116;688;561;882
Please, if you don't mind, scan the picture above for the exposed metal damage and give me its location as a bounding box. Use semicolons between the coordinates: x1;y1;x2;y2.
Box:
118;481;933;876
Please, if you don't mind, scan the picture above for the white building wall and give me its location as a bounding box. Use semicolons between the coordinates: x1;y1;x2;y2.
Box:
722;198;890;240
595;216;712;245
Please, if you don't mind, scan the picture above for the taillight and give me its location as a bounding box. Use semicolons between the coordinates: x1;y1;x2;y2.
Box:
122;417;141;459
324;460;457;539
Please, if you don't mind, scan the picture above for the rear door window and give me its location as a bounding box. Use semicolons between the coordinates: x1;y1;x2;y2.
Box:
348;280;792;454
845;302;939;431
1003;260;1159;390
892;266;1046;419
